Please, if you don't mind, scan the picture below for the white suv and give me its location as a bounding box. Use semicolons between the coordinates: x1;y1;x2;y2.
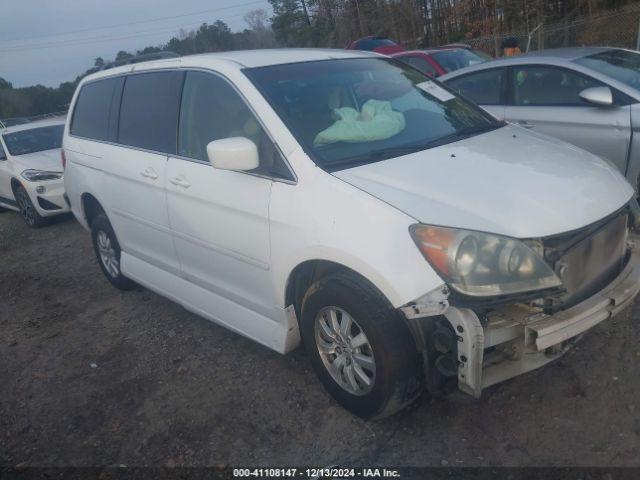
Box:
0;118;69;227
63;49;640;418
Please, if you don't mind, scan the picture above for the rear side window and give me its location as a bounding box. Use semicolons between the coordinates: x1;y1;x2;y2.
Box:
445;68;505;105
71;78;118;140
118;71;183;154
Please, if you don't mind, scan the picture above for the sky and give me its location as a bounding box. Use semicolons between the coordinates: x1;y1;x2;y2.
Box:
0;0;272;88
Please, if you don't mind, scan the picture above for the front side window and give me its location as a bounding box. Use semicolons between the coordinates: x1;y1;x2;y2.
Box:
178;71;291;179
511;66;602;106
71;77;119;141
575;49;640;90
2;125;64;156
246;58;502;171
118;71;183;154
431;49;488;72
398;55;439;77
0;143;6;160
443;68;505;105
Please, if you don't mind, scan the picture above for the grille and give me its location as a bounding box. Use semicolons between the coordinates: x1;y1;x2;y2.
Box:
544;212;629;309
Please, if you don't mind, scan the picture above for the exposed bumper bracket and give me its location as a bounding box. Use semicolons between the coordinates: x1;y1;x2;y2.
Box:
400;285;450;319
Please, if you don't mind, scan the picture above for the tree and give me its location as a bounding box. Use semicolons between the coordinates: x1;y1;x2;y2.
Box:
115;50;134;61
0;77;13;90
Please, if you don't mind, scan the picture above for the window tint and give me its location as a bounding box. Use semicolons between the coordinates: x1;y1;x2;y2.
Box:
178;71;291;179
446;69;504;105
71;78;118;140
512;66;603;106
118;71;183;154
398;55;438;77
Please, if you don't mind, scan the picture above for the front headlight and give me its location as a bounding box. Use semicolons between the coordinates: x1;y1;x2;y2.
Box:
21;169;63;182
410;224;561;297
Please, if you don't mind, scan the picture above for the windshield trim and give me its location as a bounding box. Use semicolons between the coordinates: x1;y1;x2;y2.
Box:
244;57;503;172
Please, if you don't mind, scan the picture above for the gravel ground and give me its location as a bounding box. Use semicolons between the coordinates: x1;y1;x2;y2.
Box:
1;210;640;467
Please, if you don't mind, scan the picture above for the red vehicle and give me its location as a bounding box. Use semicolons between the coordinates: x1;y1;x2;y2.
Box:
392;47;492;77
347;36;405;55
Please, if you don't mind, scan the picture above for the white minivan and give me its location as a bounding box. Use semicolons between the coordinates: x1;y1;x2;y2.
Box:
63;49;640;418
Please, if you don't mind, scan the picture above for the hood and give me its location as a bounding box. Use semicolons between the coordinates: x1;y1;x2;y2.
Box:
333;125;634;238
11;148;62;172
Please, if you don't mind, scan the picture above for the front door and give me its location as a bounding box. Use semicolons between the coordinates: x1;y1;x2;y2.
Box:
166;70;278;318
504;65;632;173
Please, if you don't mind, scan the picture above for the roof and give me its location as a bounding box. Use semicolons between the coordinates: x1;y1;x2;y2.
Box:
515;46;615;60
394;48;458;56
83;48;380;83
0;116;66;135
439;46;623;80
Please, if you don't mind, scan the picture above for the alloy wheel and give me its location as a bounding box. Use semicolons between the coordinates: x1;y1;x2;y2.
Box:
314;306;376;396
96;230;120;278
16;190;35;226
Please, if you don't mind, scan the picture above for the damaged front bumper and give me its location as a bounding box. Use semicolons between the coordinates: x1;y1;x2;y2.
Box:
402;240;640;398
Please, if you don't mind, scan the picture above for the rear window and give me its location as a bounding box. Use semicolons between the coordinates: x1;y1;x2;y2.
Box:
118;71;183;154
2;125;64;156
355;37;397;50
71;78;119;141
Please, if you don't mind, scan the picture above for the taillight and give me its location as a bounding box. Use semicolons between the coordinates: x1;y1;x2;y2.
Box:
61;149;66;170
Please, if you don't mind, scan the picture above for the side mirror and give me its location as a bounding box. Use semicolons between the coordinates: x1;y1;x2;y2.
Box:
206;137;259;172
579;86;613;107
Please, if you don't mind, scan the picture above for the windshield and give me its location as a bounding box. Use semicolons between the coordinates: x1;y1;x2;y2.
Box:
431;49;488;72
2;124;64;156
245;58;502;171
574;49;640;89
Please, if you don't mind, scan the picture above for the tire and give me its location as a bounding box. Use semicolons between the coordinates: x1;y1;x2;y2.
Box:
90;213;136;291
15;186;47;228
300;271;422;419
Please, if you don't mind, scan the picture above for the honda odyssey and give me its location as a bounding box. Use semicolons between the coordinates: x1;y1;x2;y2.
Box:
63;49;640;418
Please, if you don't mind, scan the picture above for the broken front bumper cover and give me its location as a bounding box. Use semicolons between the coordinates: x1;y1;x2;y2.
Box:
403;242;640;398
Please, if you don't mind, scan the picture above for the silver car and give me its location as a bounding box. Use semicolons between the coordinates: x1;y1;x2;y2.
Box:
440;47;640;190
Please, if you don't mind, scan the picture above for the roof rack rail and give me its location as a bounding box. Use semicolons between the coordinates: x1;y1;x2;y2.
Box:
101;51;180;71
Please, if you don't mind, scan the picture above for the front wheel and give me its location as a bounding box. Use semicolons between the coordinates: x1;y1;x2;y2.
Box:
15;186;47;228
90;213;136;291
300;271;422;419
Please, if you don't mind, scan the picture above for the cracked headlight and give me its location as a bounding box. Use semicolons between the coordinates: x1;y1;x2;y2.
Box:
410;224;561;297
21;169;63;182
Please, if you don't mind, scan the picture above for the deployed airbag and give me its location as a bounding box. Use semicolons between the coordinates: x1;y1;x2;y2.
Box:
314;99;405;146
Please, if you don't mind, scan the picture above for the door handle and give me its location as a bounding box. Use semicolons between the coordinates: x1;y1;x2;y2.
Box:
516;121;535;129
169;175;191;188
140;167;159;179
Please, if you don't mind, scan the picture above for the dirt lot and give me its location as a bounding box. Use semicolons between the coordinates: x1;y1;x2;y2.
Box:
1;210;640;467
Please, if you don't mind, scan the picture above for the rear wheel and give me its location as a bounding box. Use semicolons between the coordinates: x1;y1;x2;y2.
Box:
300;271;422;418
15;186;47;228
90;213;136;290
